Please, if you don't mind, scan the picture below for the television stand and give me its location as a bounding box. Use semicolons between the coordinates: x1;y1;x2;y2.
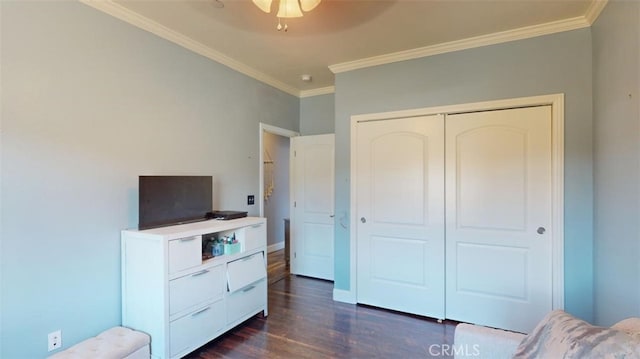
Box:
121;217;267;359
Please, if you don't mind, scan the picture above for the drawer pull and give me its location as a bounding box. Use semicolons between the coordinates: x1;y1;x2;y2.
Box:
191;306;211;317
242;285;256;293
250;224;262;228
179;237;197;242
191;269;210;277
241;254;258;262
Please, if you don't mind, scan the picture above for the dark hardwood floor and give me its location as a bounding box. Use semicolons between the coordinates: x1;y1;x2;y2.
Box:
185;250;456;358
267;248;289;285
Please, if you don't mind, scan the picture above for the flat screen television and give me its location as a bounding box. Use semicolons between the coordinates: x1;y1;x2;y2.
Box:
138;175;213;230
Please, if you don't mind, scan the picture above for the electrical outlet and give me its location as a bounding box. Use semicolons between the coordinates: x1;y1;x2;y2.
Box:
247;195;255;205
48;330;62;352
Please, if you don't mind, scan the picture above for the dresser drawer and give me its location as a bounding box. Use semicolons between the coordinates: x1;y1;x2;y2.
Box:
227;252;266;293
168;236;201;275
226;279;266;326
170;301;224;358
243;222;266;252
169;264;224;318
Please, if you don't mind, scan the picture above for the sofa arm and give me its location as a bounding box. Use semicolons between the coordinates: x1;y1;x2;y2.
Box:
454;323;526;359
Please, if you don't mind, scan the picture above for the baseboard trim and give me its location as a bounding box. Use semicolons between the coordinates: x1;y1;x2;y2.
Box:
333;288;356;304
267;241;285;253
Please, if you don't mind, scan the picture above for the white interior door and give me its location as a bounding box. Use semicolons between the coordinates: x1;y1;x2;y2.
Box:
356;115;445;319
290;134;335;280
445;106;553;333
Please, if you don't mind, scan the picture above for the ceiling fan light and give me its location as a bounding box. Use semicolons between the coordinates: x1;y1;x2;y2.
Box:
252;0;273;13
300;0;320;12
277;0;304;18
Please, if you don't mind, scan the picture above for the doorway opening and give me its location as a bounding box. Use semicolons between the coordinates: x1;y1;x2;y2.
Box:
259;124;298;283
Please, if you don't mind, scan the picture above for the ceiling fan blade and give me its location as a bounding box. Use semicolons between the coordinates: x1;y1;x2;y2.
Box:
252;0;273;13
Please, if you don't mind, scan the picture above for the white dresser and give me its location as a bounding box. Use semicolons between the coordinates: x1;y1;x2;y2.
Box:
121;217;268;359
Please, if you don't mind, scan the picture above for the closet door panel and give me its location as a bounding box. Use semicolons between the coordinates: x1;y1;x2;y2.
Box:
356;114;445;319
445;106;553;334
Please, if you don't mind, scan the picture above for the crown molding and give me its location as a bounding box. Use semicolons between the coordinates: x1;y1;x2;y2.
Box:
79;0;300;97
299;86;335;98
79;0;605;97
329;16;591;74
584;0;608;25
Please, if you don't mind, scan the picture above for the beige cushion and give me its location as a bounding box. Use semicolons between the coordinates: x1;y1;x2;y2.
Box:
48;326;150;359
512;310;640;359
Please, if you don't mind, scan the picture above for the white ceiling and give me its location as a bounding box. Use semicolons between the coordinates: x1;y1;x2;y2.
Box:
83;0;605;97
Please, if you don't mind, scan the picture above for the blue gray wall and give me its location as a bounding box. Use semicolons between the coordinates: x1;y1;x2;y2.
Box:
334;29;595;321
300;94;335;135
592;0;640;326
0;2;298;358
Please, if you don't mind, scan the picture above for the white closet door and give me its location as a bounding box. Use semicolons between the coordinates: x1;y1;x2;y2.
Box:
356;115;445;319
290;134;335;280
445;106;553;333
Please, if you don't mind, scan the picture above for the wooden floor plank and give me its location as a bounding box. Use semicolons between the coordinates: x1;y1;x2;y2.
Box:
185;250;456;358
267;248;289;284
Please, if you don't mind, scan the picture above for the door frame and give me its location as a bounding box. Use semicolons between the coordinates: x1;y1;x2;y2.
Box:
346;94;565;311
258;123;299;219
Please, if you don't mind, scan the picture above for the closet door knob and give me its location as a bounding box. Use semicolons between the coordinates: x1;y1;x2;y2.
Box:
537;227;546;234
361;217;367;223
